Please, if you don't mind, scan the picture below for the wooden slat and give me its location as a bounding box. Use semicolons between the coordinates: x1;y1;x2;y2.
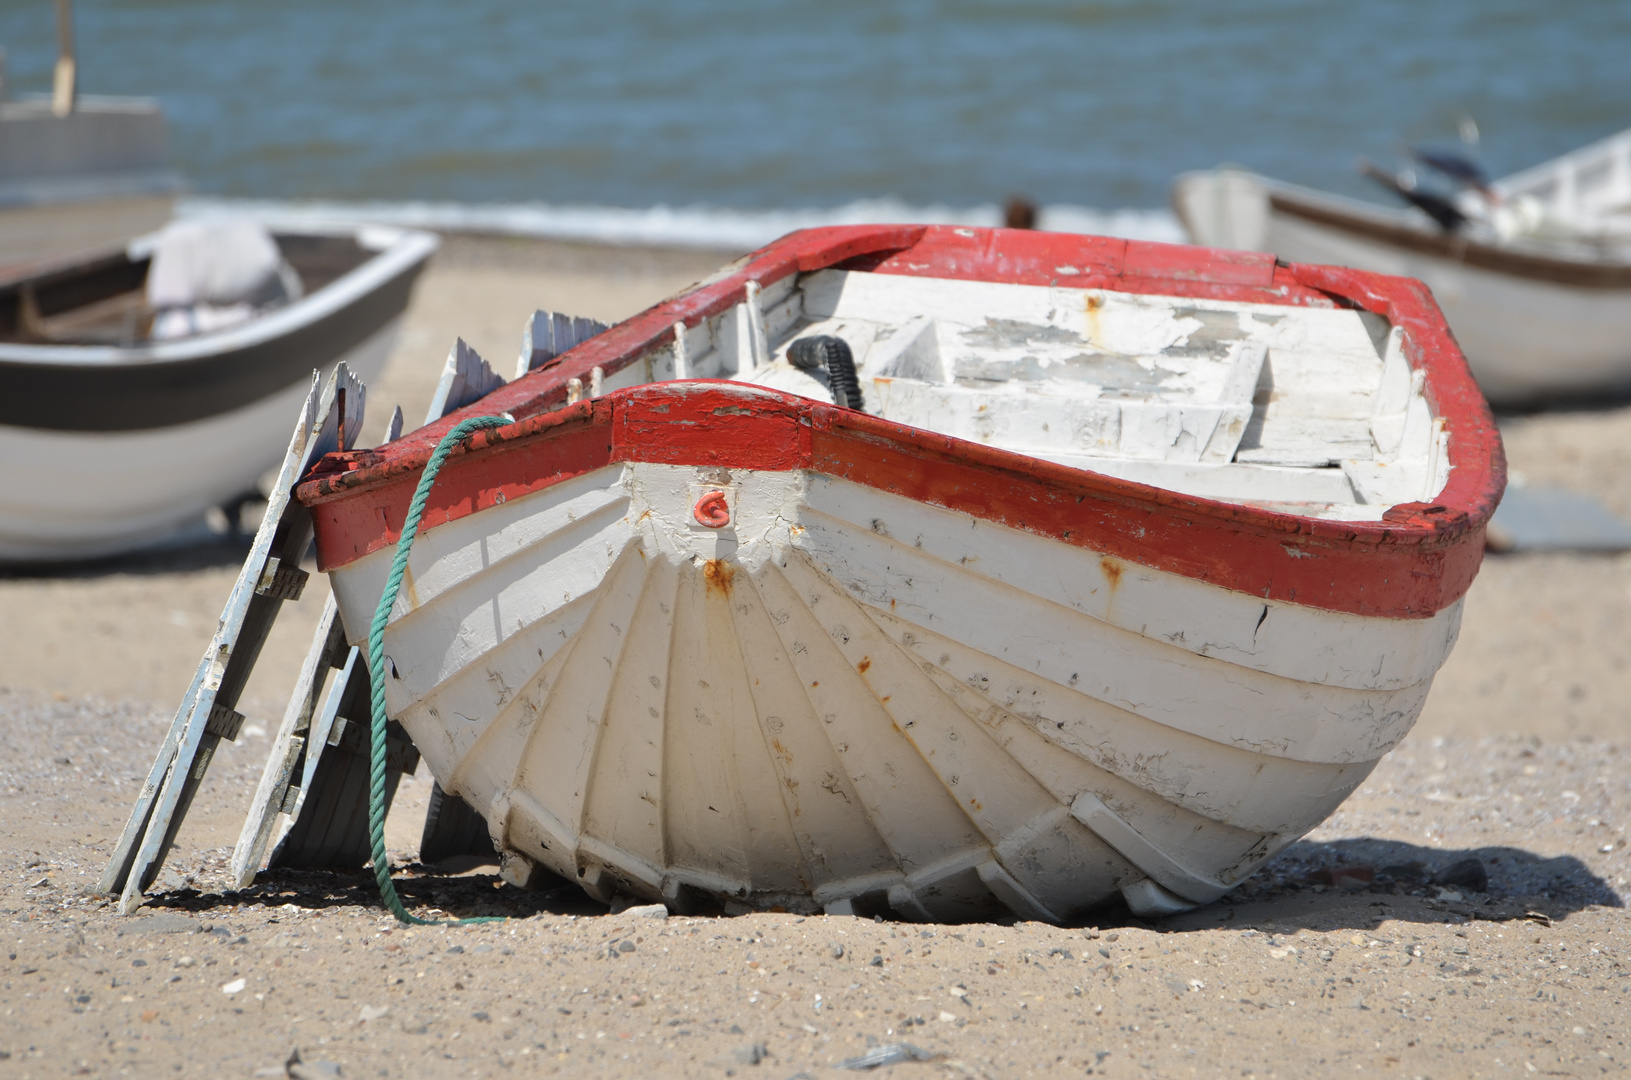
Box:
418;783;496;865
228;600;349;887
276;652;373;868
515;309;609;380
428;338;506;426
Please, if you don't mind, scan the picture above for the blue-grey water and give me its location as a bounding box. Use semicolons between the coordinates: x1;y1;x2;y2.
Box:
2;1;1628;236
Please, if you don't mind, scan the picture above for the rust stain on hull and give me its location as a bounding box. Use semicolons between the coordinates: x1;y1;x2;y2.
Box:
1099;556;1123;592
703;558;735;596
1084;292;1104;345
402;563;423;611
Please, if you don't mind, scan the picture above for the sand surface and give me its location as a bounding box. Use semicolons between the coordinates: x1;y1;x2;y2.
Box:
1;235;1627;1078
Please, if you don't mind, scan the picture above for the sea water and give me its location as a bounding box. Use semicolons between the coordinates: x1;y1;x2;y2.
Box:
1;0;1627;247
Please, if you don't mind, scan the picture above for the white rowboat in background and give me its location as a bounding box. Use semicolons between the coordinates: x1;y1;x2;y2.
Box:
1172;126;1631;406
0;224;436;562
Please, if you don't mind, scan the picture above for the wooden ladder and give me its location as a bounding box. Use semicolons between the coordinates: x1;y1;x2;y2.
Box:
104;310;601;911
99;363;367;912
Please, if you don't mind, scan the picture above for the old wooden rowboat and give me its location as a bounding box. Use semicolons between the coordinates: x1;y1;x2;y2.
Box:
0;224;436;561
1172;126;1631;405
296;225;1502;920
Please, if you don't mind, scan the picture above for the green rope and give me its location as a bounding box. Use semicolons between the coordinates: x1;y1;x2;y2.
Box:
368;414;514;925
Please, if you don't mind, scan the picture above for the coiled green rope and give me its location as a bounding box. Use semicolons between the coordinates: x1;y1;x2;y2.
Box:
368;414;513;925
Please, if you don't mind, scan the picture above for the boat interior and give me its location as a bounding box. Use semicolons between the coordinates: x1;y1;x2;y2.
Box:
0;232;376;347
587;270;1449;521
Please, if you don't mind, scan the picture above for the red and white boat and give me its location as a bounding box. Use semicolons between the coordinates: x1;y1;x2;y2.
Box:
295;226;1502;920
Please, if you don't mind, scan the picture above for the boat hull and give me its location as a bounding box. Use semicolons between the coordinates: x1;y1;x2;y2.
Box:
296;225;1499;918
0;319;396;561
1172;170;1631;405
323;451;1459;919
0;226;435;562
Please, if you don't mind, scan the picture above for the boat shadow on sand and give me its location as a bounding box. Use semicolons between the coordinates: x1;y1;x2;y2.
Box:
0;506;264;581
140;863;606;923
136;837;1619;933
1169;836;1621;933
1493;388;1631;420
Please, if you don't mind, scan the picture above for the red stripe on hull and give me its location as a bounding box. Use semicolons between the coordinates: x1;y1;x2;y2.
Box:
303;401;616;569
296;225;1503;620
612;388;812;471
803;409;1484;619
303;381;1488;620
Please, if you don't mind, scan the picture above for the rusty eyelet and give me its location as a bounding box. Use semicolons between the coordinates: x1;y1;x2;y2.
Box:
693;490;730;528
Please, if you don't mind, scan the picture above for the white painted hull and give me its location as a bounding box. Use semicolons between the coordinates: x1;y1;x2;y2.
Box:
0;321;396;561
1173;170;1631;405
326;459;1461;919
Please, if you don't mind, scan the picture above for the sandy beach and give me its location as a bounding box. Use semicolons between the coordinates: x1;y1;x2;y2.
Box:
1;234;1627;1078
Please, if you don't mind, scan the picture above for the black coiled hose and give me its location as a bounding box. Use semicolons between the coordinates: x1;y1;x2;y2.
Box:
788;335;865;411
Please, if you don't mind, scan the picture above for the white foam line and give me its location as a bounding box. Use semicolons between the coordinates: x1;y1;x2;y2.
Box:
177;196;1184;250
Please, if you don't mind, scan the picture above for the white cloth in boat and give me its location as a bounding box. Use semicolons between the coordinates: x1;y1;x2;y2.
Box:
146;218;304;340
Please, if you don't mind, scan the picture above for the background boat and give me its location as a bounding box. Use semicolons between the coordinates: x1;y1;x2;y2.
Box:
0;222;437;562
0;1;185;269
1171;127;1631;405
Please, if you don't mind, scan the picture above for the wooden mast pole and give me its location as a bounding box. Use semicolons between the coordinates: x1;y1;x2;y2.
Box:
52;0;76;116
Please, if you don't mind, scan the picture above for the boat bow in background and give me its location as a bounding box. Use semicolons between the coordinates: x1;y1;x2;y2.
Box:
1172;127;1631;405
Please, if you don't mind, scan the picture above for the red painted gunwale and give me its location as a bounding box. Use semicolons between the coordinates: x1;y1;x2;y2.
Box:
296;225;1505;620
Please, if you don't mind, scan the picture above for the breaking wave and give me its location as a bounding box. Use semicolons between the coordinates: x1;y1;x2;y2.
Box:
178;196;1184;250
